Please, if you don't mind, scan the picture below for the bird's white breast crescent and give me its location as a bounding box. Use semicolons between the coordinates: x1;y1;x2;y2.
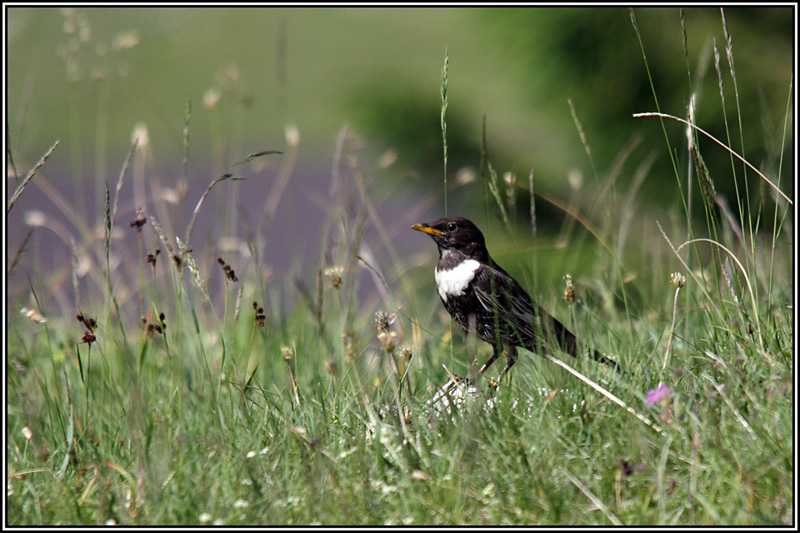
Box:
435;259;481;301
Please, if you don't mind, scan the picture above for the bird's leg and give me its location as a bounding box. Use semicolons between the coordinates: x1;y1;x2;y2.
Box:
497;346;518;382
476;344;501;378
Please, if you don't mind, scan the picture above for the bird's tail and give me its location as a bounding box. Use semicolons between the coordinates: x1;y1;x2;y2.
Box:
536;310;624;374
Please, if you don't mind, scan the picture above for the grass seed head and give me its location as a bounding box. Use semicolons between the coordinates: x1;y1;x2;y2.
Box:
563;274;575;305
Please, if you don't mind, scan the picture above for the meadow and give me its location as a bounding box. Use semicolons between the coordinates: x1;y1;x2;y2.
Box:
6;9;793;526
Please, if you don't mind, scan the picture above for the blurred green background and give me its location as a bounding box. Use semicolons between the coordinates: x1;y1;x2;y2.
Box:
7;7;793;194
6;6;794;310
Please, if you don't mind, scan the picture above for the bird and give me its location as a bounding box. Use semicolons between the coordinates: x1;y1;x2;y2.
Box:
412;216;621;382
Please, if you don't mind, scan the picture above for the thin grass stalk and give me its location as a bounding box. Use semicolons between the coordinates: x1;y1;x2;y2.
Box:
711;34;755;301
260;126;297;225
29;173;95;249
111;139;138;228
663;273;685;371
27;272;63;409
657;221;720;315
56;370;75;479
351;167;418;344
6;104;18;184
767;77;793;308
440;49;449;217
179;238;214;382
103;183;127;346
137;241;146;326
480;115;490;223
181;99;191;229
7;139;60;214
67;88;86;219
682;97;721;305
567;98;598;180
628;9;683;207
223;273;230;334
83;342;91;432
563;469;623;525
617;152;655;259
528;167;536;244
679;8;692;98
703;373;755;438
536;352;662;433
720;9;752;229
217;273;250;419
675;237;766;361
93;78;111;227
657;220;769;362
680;10;695;245
656;435;673;523
184;173;245;251
633;112;791;206
148;215;178;293
567;99;639;339
8;228;34;278
487;162;509;230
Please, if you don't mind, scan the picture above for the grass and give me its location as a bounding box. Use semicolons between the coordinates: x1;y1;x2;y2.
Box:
6;10;793;526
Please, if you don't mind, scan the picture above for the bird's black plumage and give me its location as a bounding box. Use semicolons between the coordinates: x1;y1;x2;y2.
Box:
412;216;620;380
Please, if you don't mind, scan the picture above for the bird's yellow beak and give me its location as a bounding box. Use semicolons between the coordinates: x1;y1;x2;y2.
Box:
411;223;444;236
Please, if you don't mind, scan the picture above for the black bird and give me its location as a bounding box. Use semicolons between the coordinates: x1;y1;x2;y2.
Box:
412;216;620;381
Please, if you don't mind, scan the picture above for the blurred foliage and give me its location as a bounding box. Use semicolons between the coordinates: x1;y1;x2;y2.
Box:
6;7;793;229
347;7;793;222
480;7;791;163
346;81;477;179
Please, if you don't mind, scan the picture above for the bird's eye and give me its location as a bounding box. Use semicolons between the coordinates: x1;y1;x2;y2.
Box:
447;222;458;232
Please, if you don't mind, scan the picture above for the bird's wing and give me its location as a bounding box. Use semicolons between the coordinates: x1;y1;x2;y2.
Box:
471;265;580;357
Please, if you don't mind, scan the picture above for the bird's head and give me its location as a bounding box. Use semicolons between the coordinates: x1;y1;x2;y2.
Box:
411;217;489;261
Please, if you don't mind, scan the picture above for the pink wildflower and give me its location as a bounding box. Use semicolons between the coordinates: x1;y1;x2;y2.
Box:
646;383;673;407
